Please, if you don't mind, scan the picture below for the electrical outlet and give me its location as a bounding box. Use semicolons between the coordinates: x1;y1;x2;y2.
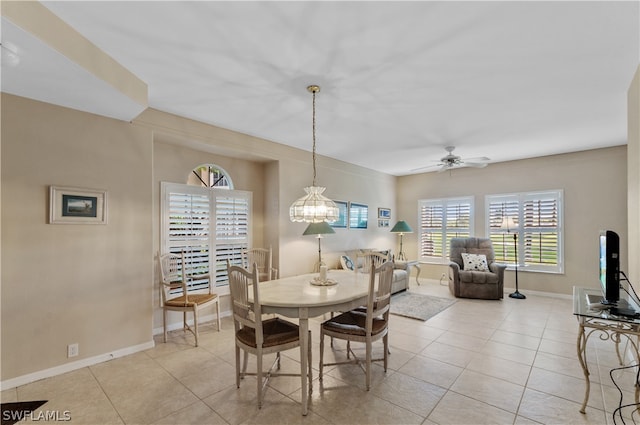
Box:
67;343;79;358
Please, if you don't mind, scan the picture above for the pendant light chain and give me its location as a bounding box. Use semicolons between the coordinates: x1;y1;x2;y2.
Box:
311;88;317;187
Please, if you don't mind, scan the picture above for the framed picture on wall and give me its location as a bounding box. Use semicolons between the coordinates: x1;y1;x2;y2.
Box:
49;186;108;224
331;201;348;228
378;207;391;219
349;202;368;229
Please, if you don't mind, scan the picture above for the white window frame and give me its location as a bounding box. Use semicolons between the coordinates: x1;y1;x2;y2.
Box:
418;196;474;263
161;182;252;296
485;190;563;274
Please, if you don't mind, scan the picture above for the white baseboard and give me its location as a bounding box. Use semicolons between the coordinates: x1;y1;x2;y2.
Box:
0;340;155;391
503;286;572;300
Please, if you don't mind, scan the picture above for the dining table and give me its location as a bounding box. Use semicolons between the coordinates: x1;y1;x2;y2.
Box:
255;269;372;415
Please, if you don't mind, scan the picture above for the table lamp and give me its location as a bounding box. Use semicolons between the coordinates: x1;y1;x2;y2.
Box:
303;222;335;280
390;220;413;261
500;216;525;299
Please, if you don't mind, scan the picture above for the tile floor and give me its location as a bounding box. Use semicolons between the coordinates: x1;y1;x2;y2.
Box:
2;280;638;424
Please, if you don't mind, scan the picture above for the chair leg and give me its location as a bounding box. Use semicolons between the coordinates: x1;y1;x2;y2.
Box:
257;350;263;409
235;345;241;388
366;338;372;391
215;300;221;331
383;333;389;372
242;350;249;376
163;308;167;343
319;328;324;381
193;307;199;347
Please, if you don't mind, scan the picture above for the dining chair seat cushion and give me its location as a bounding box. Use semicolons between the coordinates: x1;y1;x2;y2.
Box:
322;311;387;336
237;317;300;348
165;293;217;307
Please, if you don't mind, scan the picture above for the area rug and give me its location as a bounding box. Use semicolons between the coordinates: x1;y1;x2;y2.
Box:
390;292;457;321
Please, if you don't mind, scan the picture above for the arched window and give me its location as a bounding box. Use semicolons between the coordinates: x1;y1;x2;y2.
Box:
188;164;233;189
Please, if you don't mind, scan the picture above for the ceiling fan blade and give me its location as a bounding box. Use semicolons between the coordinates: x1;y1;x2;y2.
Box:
409;163;441;172
463;162;489;168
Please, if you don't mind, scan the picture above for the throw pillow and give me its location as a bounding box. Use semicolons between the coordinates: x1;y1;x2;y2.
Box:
340;255;355;271
461;253;489;271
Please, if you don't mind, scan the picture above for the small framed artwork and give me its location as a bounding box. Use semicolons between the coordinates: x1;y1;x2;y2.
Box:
378;207;391;219
49;186;108;224
378;219;390;228
349;202;368;229
331;201;348;228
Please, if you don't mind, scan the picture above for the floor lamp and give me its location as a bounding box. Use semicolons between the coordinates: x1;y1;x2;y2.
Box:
390;220;413;261
501;216;525;299
303;222;335;279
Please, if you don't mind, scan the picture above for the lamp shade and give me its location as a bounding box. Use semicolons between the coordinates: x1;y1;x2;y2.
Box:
390;220;413;234
500;216;518;231
290;186;339;223
303;221;336;236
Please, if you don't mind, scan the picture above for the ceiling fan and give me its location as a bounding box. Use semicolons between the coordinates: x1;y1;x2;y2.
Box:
412;146;490;173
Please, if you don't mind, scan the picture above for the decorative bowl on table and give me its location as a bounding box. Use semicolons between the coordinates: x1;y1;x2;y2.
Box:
309;277;338;286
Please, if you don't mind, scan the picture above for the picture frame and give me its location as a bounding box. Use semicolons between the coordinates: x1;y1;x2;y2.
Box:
349;202;368;229
378;207;391;219
49;186;108;224
331;201;348;228
378;219;390;228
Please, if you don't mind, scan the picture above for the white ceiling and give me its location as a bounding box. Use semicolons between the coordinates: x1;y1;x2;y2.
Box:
2;1;639;176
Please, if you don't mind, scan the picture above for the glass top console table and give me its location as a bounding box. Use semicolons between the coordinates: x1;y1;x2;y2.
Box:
573;286;640;415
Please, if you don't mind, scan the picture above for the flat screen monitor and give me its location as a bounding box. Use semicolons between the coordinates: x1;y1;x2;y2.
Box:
599;230;620;305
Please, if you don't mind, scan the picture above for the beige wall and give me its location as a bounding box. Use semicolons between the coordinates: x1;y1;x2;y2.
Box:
1;97;396;386
628;65;640;288
1;94;154;381
398;146;628;296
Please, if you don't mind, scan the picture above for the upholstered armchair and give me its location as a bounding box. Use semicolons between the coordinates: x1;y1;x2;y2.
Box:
448;237;506;300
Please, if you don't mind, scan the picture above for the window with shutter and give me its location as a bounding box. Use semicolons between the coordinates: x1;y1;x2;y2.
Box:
161;182;252;295
418;197;474;262
486;190;563;273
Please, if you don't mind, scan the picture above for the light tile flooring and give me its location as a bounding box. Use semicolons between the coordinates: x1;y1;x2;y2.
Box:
3;280;639;424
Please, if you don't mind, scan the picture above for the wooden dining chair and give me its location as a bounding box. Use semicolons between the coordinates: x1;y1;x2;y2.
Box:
158;252;220;347
242;246;278;281
319;260;394;390
226;260;312;408
356;251;389;274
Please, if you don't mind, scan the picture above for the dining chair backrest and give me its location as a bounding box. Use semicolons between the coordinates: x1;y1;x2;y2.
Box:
159;252;187;303
369;260;395;320
227;260;262;335
242;247;274;281
357;252;389;275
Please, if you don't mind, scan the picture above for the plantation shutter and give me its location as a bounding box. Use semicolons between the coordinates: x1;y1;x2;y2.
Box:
212;192;251;288
161;182;252;295
163;185;212;291
523;194;560;268
487;197;520;264
418;197;473;261
486;190;562;273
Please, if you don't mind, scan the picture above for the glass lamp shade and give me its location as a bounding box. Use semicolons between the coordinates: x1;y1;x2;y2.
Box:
289;186;339;223
500;216;518;231
390;220;413;234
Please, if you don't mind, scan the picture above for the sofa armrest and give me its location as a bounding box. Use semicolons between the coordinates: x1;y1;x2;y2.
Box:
489;262;507;280
393;261;409;271
448;261;461;281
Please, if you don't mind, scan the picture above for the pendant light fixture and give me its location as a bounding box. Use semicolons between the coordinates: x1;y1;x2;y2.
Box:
289;85;339;223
